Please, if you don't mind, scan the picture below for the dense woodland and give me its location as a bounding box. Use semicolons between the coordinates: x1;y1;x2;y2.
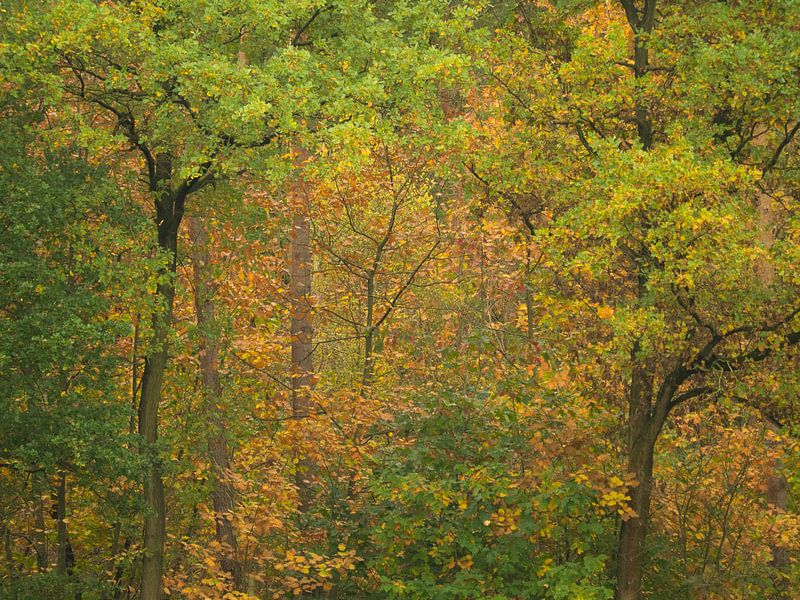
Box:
2;1;800;598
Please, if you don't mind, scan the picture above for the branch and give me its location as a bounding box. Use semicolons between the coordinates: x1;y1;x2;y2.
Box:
618;0;641;28
698;329;800;373
291;5;334;47
372;239;441;331
319;238;369;278
464;162;539;235
318;306;363;329
762;120;800;176
668;386;714;410
230;352;292;390
488;69;536;117
575;122;597;158
175;160;216;203
727;395;786;430
334;176;379;244
672;285;716;336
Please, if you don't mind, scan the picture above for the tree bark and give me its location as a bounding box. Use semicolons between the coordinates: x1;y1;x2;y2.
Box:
617;356;656;600
33;474;47;573
109;320;140;598
765;417;789;567
187;215;242;589
138;154;184;600
617;442;655;600
615;4;658;597
53;472;75;577
2;521;15;582
362;272;375;390
757;187;789;591
289;203;316;510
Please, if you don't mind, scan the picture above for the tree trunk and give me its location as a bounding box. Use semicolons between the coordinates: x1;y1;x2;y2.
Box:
289;207;316;509
53;472;75;577
765;415;789;570
108;522;121;588
617;353;656;600
2;521;15;582
187;215;242;589
757;179;789;590
524;242;536;346
617;437;655;600
138;288;170;600
139;155;184;600
110;320;139;598
615;6;658;595
363;273;375;391
33;474;47;573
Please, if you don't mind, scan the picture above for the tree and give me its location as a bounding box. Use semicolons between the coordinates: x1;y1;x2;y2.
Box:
187;213;242;588
0;110;144;596
288;169;317;509
24;1;309;593
475;1;800;597
314;138;446;391
4;1;799;598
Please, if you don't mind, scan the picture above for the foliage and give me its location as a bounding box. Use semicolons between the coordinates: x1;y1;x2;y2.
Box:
356;389;618;599
1;1;800;599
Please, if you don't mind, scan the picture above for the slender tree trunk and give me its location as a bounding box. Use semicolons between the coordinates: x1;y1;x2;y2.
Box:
360;194;399;392
756;190;790;591
2;521;15;584
187;215;242;588
112;536;131;600
53;472;75;577
33;475;47;573
617;351;656;600
765;417;789;565
362;272;375;391
290;202;316;509
108;522;121;585
139;155;184;600
524;243;535;345
110;320;140;598
756;190;775;285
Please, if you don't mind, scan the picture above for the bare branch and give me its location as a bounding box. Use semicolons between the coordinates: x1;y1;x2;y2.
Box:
372;239;441;331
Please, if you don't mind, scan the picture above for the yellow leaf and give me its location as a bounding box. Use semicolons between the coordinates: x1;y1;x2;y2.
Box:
597;305;614;319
